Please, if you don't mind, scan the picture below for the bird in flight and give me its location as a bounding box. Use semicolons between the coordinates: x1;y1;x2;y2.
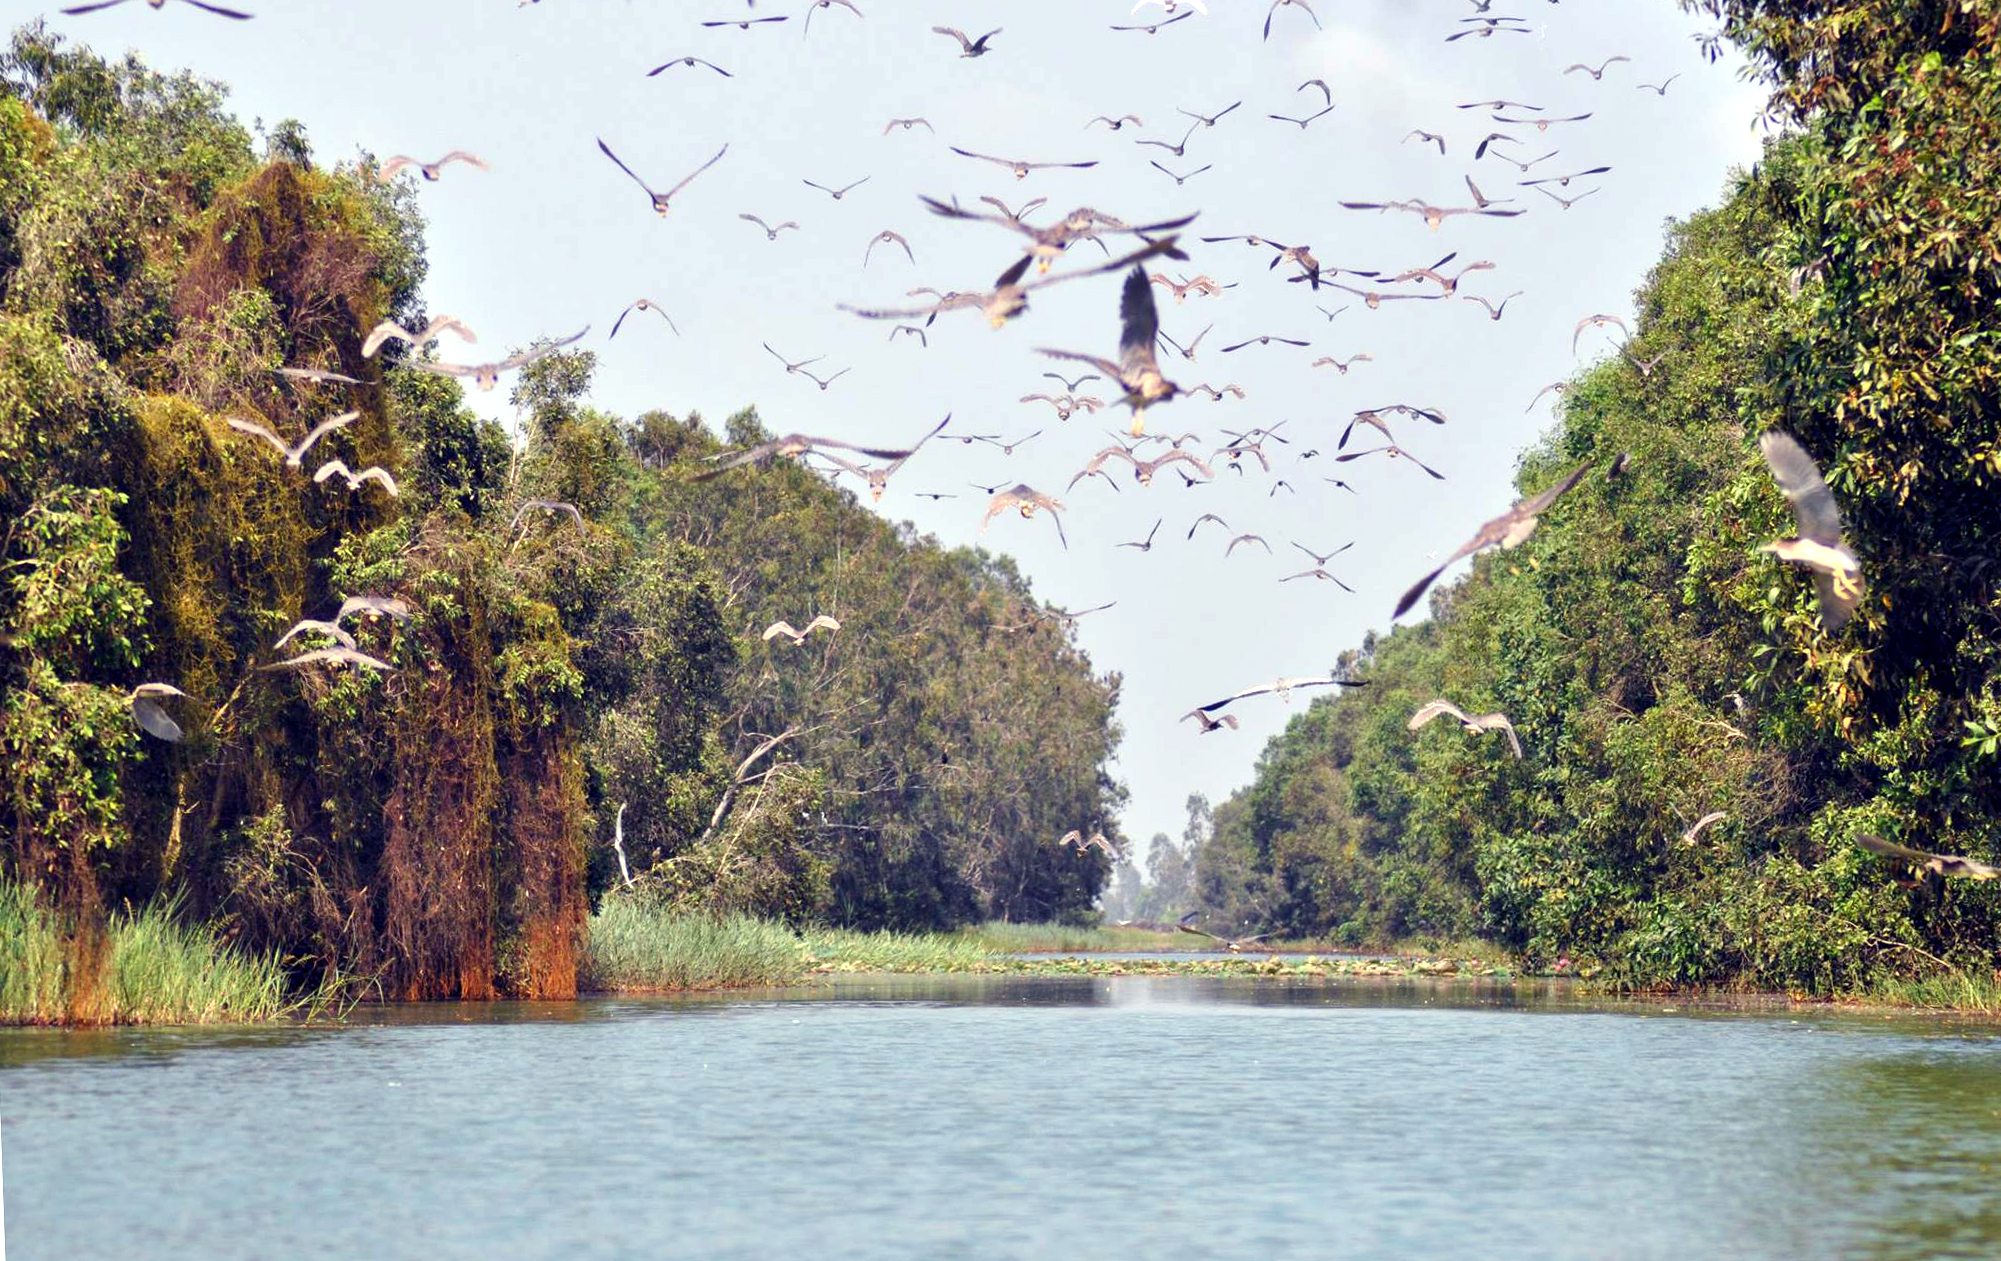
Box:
1183;711;1240;734
1268;104;1336;129
980;484;1068;549
697;433;917;482
1220;334;1308;353
124;684;190;743
1637;75;1683;96
883;117;934;134
275;366;360;386
1572;313;1630;353
1088;114;1145;131
1407;699;1523;759
597;139;728;217
378;151;488;183
261;646;393;673
1537;187;1601;212
610;298;678;339
312;459;398;497
362;315;475;358
841;237;1182;330
1263;0;1321;41
702;15;787;29
1854;833;1998;881
1338;199;1524;229
804;175;870;200
1178;100;1242;128
933;25;1001;56
762;615;842;645
1392;460;1594;618
1757;431;1865;631
1564;56;1632;80
227;412;356;468
801;0;862;35
647;56;732;77
1463;291;1523;321
800;367;852;392
1117;519;1163;551
1149;160;1213;186
62;0;251;18
1038;265;1182;435
416;328;589;391
865;230;915;267
1185;674;1366;722
1111;11;1193;33
1335;444;1446;481
740;214;800;241
1177;918;1273;952
1311;354;1372;373
948;147;1099;181
509;500;586;532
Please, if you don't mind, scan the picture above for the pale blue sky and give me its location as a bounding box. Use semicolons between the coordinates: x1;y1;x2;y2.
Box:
35;0;1775;855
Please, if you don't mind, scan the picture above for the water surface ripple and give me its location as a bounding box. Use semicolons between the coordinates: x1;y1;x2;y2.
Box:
5;975;2000;1260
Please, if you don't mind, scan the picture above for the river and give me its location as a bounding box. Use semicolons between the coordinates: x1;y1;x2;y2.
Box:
4;974;1999;1259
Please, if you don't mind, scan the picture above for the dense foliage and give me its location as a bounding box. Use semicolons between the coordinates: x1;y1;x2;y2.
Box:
0;25;1124;1011
1185;0;2001;990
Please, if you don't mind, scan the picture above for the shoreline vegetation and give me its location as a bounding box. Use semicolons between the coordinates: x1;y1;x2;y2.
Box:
9;887;1999;1025
6;4;1999;1026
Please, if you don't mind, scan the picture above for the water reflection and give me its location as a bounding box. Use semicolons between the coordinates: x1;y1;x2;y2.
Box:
7;978;2001;1261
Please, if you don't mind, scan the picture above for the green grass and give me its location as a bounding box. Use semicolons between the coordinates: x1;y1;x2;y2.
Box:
1867;969;2001;1015
582;896;808;991
0;884;291;1025
104;897;290;1023
958;921;1186;953
0;881;68;1023
802;925;997;972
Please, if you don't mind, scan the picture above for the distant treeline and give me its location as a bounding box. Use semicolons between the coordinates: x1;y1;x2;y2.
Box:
1177;0;2001;990
0;24;1123;1009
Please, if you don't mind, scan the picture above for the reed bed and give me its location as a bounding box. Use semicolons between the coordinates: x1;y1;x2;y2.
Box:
0;884;291;1025
582;897;807;991
800;926;997;972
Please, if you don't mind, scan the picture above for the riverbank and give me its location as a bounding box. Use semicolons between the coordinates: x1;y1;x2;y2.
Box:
9;888;1999;1023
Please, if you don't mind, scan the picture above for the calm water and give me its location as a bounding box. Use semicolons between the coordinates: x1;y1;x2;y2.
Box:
4;975;2001;1260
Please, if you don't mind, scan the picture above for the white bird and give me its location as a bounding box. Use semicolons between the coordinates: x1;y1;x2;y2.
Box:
260;647;393;673
362;315;475;359
762;615;842;645
311;459;398;497
1407;699;1523;759
1132;0;1206;12
227;412;357;468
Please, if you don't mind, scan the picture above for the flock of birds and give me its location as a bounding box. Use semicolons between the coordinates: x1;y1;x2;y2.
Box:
65;0;1975;897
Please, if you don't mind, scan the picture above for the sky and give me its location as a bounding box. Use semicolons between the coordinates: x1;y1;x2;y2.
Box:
24;0;1779;859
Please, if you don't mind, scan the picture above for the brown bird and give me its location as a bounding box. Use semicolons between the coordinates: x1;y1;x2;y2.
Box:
1757;431;1865;631
980;485;1068;548
597;139;728;217
1392;460;1593;617
1038;265;1182;435
1407;699;1523;759
1855;833;1999;881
